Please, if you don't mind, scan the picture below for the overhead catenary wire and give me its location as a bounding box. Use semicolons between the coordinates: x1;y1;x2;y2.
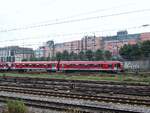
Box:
0;24;149;44
0;8;150;33
33;2;134;25
0;23;149;50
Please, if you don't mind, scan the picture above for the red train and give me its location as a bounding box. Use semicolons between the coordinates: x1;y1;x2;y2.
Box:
0;61;123;73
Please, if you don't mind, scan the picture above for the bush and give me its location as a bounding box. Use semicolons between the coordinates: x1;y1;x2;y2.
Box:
6;100;28;113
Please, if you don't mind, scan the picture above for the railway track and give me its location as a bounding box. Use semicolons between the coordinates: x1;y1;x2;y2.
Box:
0;76;150;112
0;79;150;96
0;94;143;113
0;85;149;106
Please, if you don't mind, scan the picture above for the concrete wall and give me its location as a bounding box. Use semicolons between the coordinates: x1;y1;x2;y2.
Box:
124;60;150;72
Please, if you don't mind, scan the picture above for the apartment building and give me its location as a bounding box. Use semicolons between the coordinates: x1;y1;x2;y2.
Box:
0;46;34;62
38;31;150;58
103;31;141;55
140;32;150;41
81;36;102;51
53;36;102;56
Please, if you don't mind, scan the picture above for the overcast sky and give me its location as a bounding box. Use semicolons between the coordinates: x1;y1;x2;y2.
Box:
0;0;150;49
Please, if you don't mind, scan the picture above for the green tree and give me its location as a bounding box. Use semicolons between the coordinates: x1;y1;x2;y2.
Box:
62;50;69;60
119;44;133;60
94;49;104;60
119;43;144;60
85;50;94;61
22;59;27;61
130;44;141;60
141;40;150;58
78;51;85;61
70;51;78;60
104;50;112;60
38;57;47;61
29;57;37;61
55;52;62;61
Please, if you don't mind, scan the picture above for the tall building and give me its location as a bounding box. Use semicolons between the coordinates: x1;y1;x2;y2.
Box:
103;31;141;56
140;32;150;41
54;43;64;54
34;46;45;58
81;36;102;52
0;46;34;62
36;31;150;58
53;36;103;56
54;40;81;54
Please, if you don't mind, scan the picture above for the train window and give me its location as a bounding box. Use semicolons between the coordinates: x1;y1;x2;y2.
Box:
117;63;120;68
39;64;43;67
114;64;120;68
100;64;103;67
79;64;85;66
108;64;112;68
69;64;76;67
25;64;29;67
88;64;98;67
94;64;99;67
88;64;94;67
98;64;101;67
48;64;51;67
32;64;36;67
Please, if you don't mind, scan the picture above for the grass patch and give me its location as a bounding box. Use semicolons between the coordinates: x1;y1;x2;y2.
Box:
3;100;28;113
0;72;150;84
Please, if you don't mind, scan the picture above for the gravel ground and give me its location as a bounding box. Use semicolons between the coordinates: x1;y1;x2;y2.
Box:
28;107;65;113
0;105;65;113
0;91;150;113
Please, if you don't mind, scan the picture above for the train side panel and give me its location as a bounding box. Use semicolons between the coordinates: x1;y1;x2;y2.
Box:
12;61;58;72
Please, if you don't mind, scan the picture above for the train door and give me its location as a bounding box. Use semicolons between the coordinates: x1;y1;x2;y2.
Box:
114;63;120;72
62;64;64;71
51;63;56;71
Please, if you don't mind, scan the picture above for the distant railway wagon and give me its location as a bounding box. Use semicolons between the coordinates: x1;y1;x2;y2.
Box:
11;61;58;72
0;61;123;73
59;61;123;72
0;62;10;70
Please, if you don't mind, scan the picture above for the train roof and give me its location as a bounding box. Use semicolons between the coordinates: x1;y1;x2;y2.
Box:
14;61;58;64
59;61;122;64
10;61;122;64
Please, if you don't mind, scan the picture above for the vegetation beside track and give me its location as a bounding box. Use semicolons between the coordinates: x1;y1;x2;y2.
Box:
0;72;149;84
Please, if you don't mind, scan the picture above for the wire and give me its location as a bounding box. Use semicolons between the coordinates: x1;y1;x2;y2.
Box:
33;2;134;25
0;8;150;32
9;2;133;27
0;24;149;43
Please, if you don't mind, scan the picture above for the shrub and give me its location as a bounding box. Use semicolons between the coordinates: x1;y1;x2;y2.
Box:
6;100;28;113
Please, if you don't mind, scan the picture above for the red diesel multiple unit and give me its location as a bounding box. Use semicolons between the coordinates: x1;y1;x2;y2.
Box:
0;61;123;72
